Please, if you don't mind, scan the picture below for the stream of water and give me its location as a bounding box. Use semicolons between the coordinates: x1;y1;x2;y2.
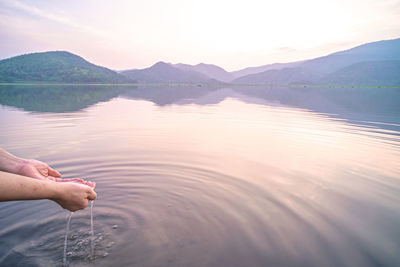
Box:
90;200;95;261
63;212;73;267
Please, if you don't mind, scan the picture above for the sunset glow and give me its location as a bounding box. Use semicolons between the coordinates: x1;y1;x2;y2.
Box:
0;0;399;70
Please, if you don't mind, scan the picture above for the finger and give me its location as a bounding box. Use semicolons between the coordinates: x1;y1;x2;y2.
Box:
75;179;93;188
57;178;85;183
87;189;97;201
77;180;95;188
48;167;62;178
53;177;96;188
31;169;47;180
47;176;58;181
87;181;96;189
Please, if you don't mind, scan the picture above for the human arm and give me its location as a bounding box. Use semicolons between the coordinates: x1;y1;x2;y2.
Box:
0;148;94;186
0;148;61;179
0;171;97;211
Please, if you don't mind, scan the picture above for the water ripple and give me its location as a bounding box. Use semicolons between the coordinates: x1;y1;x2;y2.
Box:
1;97;400;266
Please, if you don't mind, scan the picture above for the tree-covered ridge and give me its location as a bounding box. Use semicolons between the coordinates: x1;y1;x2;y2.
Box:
231;38;400;86
321;60;400;86
1;38;399;86
0;51;133;83
121;61;222;84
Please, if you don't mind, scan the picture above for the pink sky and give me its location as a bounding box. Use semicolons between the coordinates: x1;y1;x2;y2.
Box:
0;0;399;71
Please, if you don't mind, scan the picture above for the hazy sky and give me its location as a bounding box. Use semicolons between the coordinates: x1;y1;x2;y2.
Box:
0;0;399;71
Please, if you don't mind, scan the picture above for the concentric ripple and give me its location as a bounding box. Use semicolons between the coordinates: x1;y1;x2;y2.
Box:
1;97;400;267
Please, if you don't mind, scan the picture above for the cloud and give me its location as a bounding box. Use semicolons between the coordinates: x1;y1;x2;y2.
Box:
2;0;106;38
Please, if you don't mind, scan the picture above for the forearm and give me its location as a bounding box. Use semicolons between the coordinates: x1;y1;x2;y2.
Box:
0;171;57;201
0;148;24;174
0;170;97;211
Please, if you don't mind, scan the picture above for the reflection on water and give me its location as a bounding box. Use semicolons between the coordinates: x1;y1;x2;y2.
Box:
0;85;136;113
0;85;400;266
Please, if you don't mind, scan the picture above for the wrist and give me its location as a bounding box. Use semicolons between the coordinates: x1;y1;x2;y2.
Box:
49;181;65;201
0;148;26;174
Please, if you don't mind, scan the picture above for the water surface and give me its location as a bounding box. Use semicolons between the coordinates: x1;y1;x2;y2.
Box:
0;85;399;266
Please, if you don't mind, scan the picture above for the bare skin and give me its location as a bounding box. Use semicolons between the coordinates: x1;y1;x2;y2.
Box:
0;171;97;211
0;148;97;211
0;148;94;186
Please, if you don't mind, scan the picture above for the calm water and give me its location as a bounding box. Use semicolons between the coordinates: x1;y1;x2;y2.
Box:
0;85;400;266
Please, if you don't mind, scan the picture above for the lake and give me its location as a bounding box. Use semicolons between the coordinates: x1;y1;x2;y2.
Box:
0;85;400;266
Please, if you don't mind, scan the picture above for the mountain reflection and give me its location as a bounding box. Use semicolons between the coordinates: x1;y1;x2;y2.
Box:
0;84;399;130
0;84;137;113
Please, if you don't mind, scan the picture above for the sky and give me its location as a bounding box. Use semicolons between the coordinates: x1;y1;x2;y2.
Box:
0;0;399;71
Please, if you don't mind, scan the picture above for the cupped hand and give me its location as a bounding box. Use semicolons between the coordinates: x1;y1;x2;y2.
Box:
52;182;97;212
18;159;95;187
18;159;61;180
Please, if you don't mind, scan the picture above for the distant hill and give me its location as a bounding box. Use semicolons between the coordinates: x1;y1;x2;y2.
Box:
321;60;400;86
173;63;233;82
233;67;321;85
1;37;399;86
300;38;400;75
230;61;304;80
232;38;400;86
0;51;132;83
120;62;222;84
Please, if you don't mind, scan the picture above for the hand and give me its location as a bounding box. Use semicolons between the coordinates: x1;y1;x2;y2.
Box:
52;182;97;212
0;149;96;198
17;158;61;180
17;159;95;187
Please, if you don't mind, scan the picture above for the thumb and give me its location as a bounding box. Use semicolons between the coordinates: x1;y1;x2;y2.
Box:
87;189;97;201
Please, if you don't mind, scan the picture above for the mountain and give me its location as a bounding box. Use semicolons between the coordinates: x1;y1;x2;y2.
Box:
230;61;304;80
232;38;400;86
0;51;132;83
233;67;321;85
173;63;233;82
299;38;400;75
1;38;399;86
321;60;400;86
121;62;221;84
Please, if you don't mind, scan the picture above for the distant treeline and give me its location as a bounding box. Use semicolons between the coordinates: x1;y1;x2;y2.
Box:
0;37;400;86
